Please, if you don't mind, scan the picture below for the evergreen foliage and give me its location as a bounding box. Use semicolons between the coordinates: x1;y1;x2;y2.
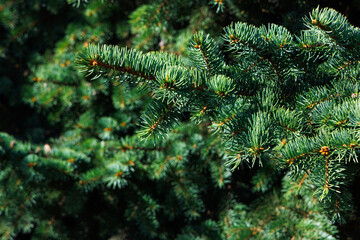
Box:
78;5;360;238
1;0;360;239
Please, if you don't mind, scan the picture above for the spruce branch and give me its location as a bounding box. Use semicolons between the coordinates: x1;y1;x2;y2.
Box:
90;57;156;81
189;32;226;76
74;7;360;218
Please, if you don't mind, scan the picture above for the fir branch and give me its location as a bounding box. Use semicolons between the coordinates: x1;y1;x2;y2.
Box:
298;171;308;188
215;114;236;127
306;97;331;109
79;45;255;97
243;57;265;73
79;176;102;185
337;60;360;71
199;45;213;76
267;58;282;83
190;32;225;75
155;156;173;177
276;121;296;132
324;156;330;191
89;58;156;81
284;150;316;165
150;101;175;132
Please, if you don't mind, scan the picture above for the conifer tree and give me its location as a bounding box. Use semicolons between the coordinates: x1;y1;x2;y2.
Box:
1;0;360;239
77;5;360;238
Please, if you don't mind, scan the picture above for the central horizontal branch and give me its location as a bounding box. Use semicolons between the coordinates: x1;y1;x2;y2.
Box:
90;58;156;81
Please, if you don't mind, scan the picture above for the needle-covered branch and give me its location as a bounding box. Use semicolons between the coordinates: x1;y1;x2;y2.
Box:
76;7;360;220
